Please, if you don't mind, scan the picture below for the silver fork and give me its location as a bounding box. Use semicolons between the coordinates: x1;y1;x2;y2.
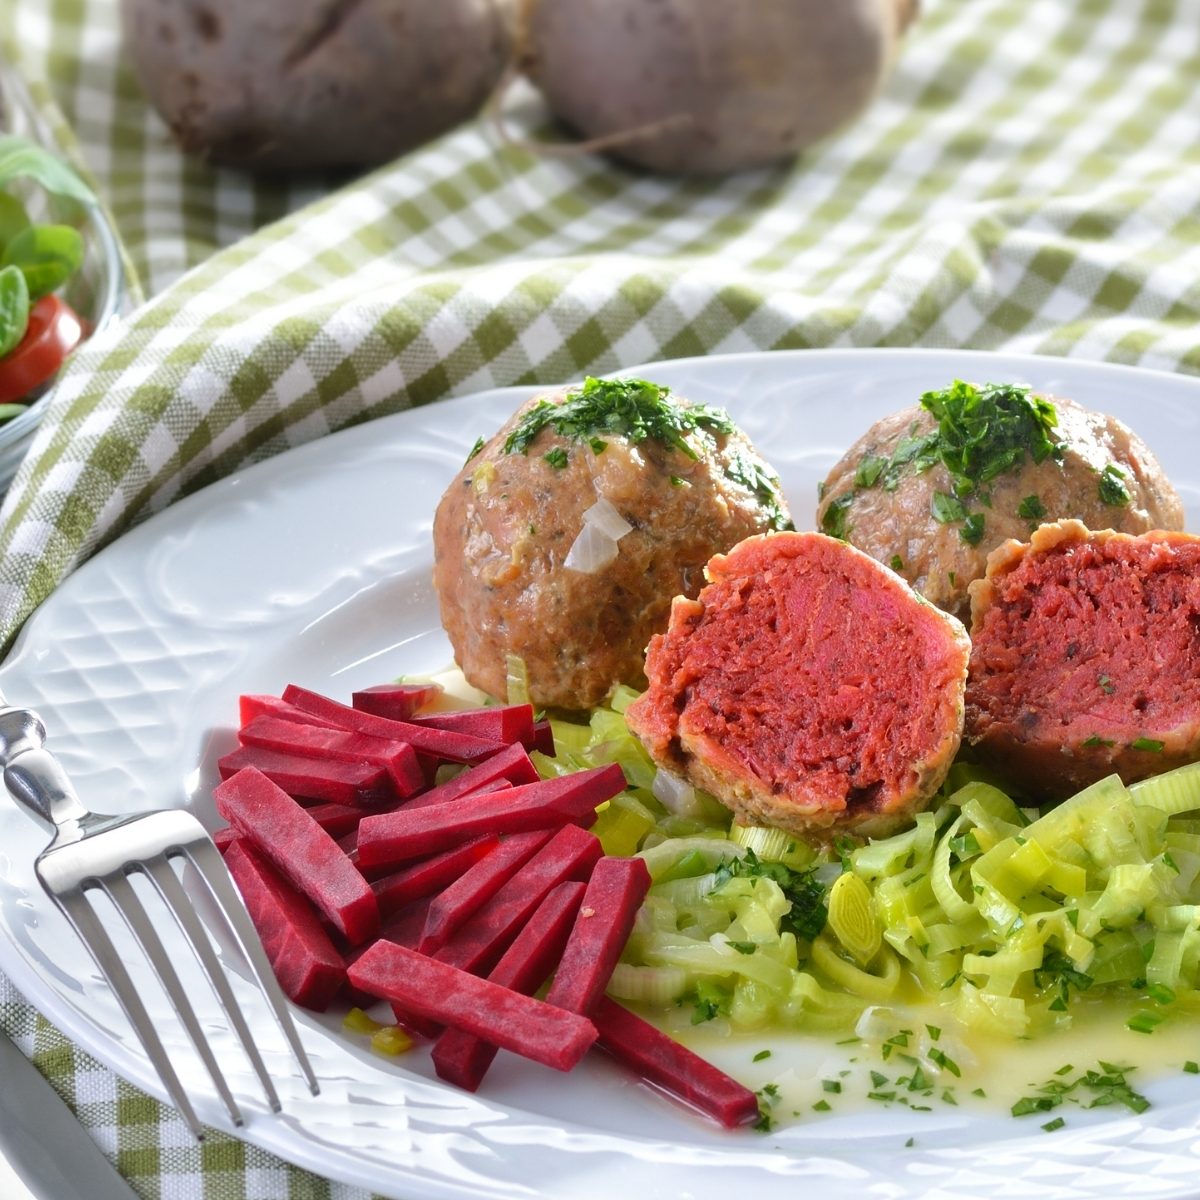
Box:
0;702;319;1139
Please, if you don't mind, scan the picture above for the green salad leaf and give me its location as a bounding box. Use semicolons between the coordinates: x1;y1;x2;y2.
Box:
2;223;84;300
0;266;30;359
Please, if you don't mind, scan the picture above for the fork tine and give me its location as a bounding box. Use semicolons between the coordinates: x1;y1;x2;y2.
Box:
186;838;320;1096
144;855;282;1114
53;889;206;1139
103;872;245;1129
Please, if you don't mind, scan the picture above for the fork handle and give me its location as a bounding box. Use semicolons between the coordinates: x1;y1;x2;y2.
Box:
0;708;88;828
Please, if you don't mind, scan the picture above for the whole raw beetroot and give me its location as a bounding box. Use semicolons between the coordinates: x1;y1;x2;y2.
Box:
517;0;918;174
122;0;515;171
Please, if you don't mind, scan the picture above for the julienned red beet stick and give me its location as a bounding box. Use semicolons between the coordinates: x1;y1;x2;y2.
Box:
238;713;424;798
418;829;554;953
370;834;500;917
223;838;346;1011
355;763;625;868
215;766;380;945
592;996;761;1129
431;880;586;1091
348;940;597;1072
433;824;602;975
401;741;539;811
218;743;392;808
544;856;651;1015
283;684;506;764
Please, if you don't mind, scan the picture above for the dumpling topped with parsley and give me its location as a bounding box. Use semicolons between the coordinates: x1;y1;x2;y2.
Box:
814;381;1183;619
433;376;792;710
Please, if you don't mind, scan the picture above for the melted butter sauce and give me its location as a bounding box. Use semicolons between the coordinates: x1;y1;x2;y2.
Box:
674;995;1200;1136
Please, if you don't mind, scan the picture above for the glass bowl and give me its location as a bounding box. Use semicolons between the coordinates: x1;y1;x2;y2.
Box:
0;62;126;490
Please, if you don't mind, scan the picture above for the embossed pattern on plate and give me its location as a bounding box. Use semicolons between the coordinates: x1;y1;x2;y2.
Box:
3;349;1200;1200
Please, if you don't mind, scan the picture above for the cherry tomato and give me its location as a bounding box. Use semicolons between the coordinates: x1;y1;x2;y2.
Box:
0;294;86;405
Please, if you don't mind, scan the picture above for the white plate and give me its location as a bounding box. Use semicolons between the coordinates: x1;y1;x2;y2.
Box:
3;348;1200;1200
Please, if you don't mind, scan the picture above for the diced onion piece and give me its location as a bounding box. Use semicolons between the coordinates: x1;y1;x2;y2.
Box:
563;496;633;574
653;768;703;818
563;521;619;573
584;497;633;540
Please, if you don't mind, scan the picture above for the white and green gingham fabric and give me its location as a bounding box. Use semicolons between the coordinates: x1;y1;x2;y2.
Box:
2;0;1200;1195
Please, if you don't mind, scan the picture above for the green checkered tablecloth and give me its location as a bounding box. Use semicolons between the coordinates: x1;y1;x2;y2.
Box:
1;0;1200;1195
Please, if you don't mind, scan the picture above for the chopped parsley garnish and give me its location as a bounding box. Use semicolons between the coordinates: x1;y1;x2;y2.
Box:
880;429;942;491
931;491;968;524
753;1050;772;1062
1081;735;1115;748
1127;1010;1165;1033
821;492;854;541
465;435;485;462
889;554;904;572
1012;1094;1060;1117
754;1083;781;1131
928;1048;961;1077
1098;462;1132;506
960;511;986;546
504;376;792;527
855;453;887;488
1082;1062;1150;1112
1131;736;1165;753
852;380;1063;548
504;376;735;458
1097;674;1115;695
1033;950;1094;1011
919;379;1064;488
1185;1061;1199;1074
725;451;793;531
729;940;758;955
1018;493;1045;520
714;848;828;941
689;980;727;1025
835;836;859;872
1013;1062;1150;1120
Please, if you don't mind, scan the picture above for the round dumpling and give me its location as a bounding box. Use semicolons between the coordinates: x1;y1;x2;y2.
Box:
815;382;1183;619
433;376;792;710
